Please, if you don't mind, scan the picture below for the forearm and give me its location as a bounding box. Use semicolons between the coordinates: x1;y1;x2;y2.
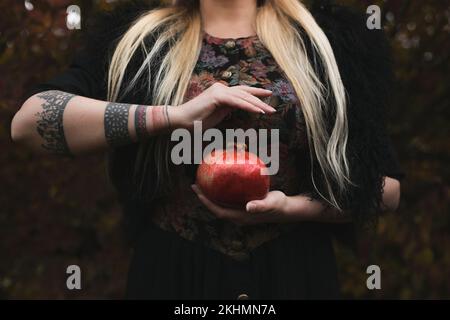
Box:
283;194;352;224
282;176;401;224
11;90;174;156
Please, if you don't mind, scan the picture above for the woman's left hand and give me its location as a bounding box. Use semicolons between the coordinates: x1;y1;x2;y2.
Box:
191;184;293;226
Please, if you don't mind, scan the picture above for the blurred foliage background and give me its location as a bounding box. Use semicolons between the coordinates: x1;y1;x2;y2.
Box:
0;0;449;299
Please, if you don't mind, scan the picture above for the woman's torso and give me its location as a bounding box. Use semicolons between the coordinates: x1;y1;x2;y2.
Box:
150;31;314;261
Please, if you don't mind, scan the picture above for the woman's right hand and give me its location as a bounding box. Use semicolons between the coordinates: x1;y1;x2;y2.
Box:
169;82;276;130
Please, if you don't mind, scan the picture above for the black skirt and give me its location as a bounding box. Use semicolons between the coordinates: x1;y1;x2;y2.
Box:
126;221;341;300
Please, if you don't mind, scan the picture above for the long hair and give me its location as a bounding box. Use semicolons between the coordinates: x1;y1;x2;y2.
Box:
107;0;350;210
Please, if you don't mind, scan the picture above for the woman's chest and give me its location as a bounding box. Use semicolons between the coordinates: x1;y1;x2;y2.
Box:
184;41;308;150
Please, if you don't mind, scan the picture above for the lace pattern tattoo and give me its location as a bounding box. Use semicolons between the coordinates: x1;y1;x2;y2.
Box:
35;90;74;155
134;105;148;139
104;103;132;147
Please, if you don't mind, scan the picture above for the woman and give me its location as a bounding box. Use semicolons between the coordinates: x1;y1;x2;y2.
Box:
11;0;403;299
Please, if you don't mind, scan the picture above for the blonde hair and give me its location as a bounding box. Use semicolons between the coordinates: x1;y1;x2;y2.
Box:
108;0;351;210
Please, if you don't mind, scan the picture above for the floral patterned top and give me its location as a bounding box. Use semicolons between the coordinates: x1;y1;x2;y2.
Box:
150;31;311;261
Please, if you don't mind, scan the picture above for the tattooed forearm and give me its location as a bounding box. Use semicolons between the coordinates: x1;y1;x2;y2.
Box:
16;92;174;155
104;103;172;146
35;90;75;155
104;102;133;147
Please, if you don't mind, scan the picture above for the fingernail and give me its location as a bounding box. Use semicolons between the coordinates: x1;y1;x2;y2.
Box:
191;184;197;192
260;110;265;114
246;203;255;212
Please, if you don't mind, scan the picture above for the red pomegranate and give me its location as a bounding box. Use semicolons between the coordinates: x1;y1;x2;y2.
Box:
196;143;270;208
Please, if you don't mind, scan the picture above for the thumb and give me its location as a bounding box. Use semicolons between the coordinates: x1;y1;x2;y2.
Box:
246;200;266;213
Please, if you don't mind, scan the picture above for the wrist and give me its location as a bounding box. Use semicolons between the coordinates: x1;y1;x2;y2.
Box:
278;193;290;216
278;193;351;224
145;105;175;135
282;195;307;222
283;194;329;222
167;105;186;130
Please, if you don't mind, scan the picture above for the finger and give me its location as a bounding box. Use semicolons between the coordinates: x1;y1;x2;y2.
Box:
235;86;275;111
238;86;273;97
191;184;228;218
223;94;267;114
246;199;268;213
192;185;269;226
192;185;245;220
233;89;276;114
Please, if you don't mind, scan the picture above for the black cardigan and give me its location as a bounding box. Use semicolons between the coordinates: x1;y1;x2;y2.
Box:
27;0;404;234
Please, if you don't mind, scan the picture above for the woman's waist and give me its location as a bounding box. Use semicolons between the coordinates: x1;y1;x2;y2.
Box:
149;202;329;261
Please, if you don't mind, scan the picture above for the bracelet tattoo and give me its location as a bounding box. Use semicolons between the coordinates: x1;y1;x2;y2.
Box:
164;105;171;130
104;102;132;147
35;90;75;156
134;105;148;139
147;106;170;135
